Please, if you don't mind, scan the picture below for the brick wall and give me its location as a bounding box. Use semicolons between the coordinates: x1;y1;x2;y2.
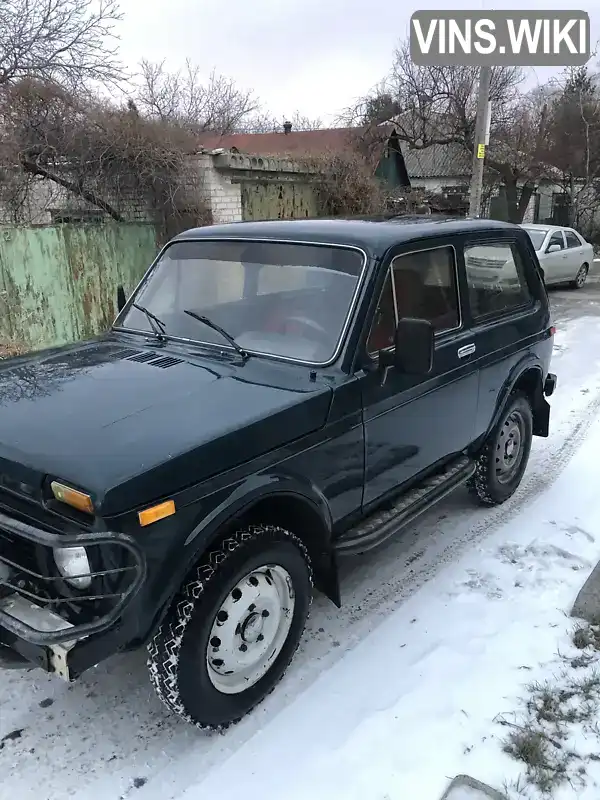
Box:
197;155;242;223
0;168;154;226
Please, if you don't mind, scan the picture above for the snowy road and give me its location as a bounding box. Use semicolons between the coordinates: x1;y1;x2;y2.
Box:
2;276;600;800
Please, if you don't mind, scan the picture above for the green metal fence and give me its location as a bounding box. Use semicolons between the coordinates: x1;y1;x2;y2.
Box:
0;223;157;351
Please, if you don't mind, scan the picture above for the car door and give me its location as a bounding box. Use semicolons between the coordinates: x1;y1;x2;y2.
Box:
461;234;546;443
541;230;567;284
564;229;586;280
359;240;479;508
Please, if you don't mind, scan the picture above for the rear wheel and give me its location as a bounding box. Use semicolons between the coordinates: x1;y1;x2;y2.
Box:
147;525;312;730
571;263;589;289
468;393;533;506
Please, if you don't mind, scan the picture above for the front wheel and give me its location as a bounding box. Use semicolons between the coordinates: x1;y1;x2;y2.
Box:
468;393;533;506
147;525;312;730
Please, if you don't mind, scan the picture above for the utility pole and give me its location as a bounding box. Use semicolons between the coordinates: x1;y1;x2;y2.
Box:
468;65;492;218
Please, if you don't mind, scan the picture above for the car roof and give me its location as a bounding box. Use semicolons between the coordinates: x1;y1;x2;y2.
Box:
173;216;521;258
521;223;574;234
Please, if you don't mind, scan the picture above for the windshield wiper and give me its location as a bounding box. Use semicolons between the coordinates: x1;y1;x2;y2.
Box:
183;310;249;361
131;303;168;342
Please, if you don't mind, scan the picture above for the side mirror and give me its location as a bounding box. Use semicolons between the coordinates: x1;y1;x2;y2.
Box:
379;318;435;375
546;243;561;253
116;285;127;313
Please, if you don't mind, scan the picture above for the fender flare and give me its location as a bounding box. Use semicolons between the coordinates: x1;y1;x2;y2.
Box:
484;355;546;441
182;472;333;553
143;474;338;643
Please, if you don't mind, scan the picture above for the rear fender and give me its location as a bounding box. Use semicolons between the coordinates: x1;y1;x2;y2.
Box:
483;357;548;445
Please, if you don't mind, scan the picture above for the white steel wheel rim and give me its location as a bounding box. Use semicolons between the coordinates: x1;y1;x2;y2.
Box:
577;265;588;286
206;564;296;695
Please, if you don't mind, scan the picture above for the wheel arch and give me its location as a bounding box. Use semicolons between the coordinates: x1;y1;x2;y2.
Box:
144;487;339;644
486;359;549;443
216;491;340;606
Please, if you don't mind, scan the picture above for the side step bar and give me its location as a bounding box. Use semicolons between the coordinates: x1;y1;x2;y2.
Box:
335;456;476;556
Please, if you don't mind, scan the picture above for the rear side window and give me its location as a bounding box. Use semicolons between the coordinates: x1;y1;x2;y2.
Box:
565;231;582;248
464;241;533;320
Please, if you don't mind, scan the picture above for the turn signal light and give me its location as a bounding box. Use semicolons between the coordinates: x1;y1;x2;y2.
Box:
50;481;94;515
138;500;176;527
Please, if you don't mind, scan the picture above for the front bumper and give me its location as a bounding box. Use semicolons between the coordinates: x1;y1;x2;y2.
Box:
0;509;146;680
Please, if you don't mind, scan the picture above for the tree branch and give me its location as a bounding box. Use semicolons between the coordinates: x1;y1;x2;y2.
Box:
20;155;124;220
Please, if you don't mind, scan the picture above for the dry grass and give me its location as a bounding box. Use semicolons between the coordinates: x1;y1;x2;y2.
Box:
0;340;27;358
499;623;600;797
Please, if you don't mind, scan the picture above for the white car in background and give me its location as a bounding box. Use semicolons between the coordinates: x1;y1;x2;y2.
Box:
520;223;594;289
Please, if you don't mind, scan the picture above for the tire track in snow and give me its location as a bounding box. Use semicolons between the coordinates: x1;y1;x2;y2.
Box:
328;373;600;631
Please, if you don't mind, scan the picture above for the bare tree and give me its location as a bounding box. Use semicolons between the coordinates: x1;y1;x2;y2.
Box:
0;78;211;239
240;109;323;134
487;87;551;222
0;0;124;89
134;59;259;134
347;40;552;223
301;149;388;216
351;80;401;126
542;66;600;231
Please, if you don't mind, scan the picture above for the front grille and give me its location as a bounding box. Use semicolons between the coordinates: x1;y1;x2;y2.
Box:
0;485;81;533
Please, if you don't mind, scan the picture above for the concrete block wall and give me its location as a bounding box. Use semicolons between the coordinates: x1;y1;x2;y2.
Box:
204;151;319;223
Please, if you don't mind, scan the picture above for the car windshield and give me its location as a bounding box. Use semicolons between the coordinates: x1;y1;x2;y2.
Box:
116;239;365;364
523;228;548;251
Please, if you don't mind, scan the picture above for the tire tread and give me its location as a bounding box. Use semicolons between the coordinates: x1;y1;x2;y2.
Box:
147;524;312;731
468;392;532;507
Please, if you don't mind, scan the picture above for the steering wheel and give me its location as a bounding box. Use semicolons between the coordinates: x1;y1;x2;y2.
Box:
284;316;329;341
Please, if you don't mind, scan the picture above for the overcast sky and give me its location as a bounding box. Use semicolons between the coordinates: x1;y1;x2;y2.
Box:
117;0;600;125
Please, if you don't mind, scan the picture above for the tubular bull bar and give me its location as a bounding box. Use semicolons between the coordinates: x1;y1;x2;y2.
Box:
0;509;146;679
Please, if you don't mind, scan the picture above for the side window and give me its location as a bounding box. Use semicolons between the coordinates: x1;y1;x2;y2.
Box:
366;246;460;354
464;241;532;320
565;231;581;248
547;232;564;250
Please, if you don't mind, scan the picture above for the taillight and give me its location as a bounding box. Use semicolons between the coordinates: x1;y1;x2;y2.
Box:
549;326;556;336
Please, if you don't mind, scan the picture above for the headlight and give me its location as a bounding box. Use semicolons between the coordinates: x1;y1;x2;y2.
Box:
53;547;92;590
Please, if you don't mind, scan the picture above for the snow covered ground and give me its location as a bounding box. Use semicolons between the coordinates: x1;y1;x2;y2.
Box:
2;279;600;800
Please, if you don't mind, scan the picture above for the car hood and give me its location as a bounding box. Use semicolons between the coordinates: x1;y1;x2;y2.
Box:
0;337;332;514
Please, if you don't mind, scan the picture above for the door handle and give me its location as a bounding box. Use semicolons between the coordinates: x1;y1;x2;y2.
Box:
458;343;476;358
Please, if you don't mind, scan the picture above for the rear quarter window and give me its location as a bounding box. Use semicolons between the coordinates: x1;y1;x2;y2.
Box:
463;241;533;320
565;230;583;248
